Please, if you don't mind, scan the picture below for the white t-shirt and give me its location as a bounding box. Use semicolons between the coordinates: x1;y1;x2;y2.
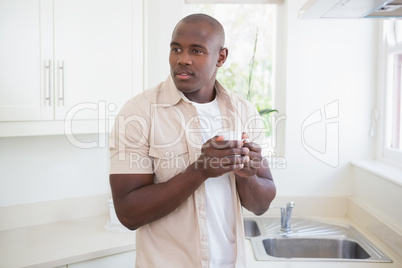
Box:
191;96;236;268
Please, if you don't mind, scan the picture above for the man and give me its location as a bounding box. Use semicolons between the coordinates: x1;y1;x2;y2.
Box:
109;14;276;268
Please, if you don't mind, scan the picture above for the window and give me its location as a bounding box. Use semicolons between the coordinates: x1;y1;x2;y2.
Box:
380;20;402;164
185;3;276;112
184;1;285;157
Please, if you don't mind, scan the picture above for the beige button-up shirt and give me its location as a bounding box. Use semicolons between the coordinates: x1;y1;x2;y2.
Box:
110;76;265;268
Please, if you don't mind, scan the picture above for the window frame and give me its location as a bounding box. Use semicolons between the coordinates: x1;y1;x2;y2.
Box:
182;0;287;157
378;20;402;167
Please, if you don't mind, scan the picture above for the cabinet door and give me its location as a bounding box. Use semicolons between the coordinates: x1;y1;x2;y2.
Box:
0;0;46;121
53;0;135;121
68;250;136;268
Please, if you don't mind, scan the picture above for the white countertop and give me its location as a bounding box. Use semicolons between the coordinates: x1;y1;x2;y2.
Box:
0;214;401;268
0;215;135;268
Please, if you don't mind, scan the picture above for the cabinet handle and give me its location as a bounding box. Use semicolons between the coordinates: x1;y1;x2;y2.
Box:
58;61;65;106
44;60;52;106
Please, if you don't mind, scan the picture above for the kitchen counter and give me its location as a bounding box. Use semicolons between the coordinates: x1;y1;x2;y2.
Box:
0;215;135;268
0;205;401;267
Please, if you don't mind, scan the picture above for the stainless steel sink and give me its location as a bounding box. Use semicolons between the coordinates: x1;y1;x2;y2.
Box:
244;217;261;237
263;238;370;259
244;217;392;262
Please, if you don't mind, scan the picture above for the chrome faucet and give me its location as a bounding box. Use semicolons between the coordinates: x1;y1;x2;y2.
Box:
280;201;294;232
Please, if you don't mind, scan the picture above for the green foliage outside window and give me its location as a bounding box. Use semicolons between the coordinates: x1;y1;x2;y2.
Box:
187;4;277;114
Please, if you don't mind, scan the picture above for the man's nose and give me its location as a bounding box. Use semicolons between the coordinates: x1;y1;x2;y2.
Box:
177;52;192;65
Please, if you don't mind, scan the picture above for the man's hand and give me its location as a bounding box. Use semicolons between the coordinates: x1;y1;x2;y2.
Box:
235;132;262;178
234;132;276;215
195;135;250;178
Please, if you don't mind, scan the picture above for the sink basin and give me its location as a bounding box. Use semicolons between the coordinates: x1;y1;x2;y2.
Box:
244;217;392;263
263;238;370;259
244;218;261;237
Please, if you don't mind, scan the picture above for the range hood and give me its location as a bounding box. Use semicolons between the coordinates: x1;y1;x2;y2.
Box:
299;0;402;18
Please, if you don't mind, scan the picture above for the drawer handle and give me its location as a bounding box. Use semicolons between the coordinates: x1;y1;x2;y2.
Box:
44;60;51;106
58;61;65;106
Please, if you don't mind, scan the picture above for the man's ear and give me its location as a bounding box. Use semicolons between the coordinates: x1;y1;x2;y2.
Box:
217;47;228;67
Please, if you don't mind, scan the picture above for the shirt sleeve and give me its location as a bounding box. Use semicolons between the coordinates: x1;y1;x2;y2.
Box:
109;101;154;174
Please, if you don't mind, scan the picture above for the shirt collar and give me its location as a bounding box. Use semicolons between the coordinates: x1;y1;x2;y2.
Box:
162;75;232;106
161;76;182;106
214;79;231;103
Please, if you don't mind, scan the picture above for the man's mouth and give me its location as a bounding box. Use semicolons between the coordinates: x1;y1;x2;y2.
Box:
175;70;193;80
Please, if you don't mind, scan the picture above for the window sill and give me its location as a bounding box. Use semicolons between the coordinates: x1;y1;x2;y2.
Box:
351;159;402;187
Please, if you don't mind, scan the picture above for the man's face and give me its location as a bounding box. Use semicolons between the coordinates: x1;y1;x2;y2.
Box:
169;21;224;98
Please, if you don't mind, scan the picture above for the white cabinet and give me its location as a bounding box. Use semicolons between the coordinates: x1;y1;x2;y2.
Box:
0;0;43;121
51;0;136;121
68;250;136;268
0;0;143;135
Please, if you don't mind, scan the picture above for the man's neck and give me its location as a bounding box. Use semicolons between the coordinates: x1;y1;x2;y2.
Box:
184;89;216;104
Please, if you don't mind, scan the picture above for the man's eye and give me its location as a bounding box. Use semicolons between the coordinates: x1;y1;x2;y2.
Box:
192;49;204;54
171;48;181;53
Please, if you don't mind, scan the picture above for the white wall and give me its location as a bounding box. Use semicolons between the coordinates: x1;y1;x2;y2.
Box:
144;0;184;88
352;165;402;233
0;134;110;206
271;0;378;197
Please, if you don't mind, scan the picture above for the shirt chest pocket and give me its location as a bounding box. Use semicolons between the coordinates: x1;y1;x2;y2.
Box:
149;143;190;183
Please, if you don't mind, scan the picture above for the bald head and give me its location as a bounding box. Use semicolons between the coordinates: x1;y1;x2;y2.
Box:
169;14;229;102
173;14;225;49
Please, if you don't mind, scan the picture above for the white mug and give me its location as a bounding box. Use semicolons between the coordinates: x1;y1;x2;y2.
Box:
218;130;242;141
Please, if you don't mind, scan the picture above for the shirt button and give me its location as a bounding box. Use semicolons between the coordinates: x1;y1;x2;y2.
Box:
194;118;199;123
